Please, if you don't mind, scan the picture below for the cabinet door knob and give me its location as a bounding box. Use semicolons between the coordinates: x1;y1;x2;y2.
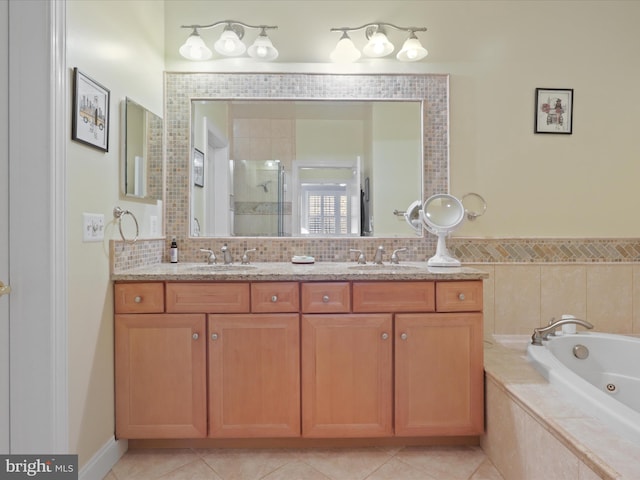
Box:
458;293;466;301
134;296;142;303
400;333;408;340
322;295;330;303
381;332;389;340
211;333;219;341
192;333;199;340
271;295;278;303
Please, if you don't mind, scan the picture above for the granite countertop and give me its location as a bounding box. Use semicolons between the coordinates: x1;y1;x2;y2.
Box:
112;261;489;282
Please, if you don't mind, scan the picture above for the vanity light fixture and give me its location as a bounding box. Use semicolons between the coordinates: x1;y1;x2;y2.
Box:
330;23;427;63
179;20;278;61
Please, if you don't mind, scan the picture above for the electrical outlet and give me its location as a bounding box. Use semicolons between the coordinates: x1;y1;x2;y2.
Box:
83;213;105;242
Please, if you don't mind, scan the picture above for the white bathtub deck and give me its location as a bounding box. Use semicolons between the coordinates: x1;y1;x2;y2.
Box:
483;336;640;479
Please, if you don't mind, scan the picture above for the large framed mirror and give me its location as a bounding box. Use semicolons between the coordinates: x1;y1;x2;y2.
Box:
190;99;422;237
120;97;163;203
164;73;450;248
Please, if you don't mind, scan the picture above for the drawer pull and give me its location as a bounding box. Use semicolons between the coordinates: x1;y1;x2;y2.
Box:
458;293;465;301
134;296;142;303
400;333;408;341
271;295;278;303
322;295;330;303
192;333;199;340
381;332;389;340
211;333;219;341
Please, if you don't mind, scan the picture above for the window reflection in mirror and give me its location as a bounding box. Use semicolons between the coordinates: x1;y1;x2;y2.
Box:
121;97;163;203
191;99;422;238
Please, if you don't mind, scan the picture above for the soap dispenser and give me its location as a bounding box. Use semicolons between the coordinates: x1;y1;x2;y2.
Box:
170;238;178;263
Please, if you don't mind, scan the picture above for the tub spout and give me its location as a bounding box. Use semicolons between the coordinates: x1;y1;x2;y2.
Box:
531;317;594;346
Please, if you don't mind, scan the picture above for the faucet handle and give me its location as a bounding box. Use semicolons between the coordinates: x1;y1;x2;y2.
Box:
200;248;216;264
391;247;407;264
242;248;256;264
350;249;366;264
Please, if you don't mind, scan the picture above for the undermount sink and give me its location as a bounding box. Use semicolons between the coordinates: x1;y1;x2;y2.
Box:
188;264;257;272
347;264;420;271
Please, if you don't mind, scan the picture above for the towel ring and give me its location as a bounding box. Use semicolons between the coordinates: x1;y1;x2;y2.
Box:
113;206;139;243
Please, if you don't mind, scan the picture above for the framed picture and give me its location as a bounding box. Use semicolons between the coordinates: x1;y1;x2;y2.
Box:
535;88;573;134
72;68;110;151
193;148;204;187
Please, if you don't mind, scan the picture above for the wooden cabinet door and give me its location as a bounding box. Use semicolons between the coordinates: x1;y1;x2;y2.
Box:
395;313;484;436
115;314;207;438
208;314;300;437
301;314;393;438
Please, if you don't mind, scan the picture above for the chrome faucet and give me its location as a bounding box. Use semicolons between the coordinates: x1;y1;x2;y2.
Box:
221;243;233;265
241;248;256;265
531;317;594;346
390;248;407;264
350;249;366;264
372;245;385;265
200;248;216;264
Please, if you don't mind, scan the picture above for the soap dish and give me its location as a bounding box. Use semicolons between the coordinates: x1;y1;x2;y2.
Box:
292;255;315;264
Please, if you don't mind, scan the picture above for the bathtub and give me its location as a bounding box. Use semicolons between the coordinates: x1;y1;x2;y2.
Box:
527;331;640;446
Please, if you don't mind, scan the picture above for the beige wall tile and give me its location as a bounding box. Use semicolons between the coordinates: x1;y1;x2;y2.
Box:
540;265;587;325
586;265;633;333
468;264;495;338
632;266;640;334
494;265;541;334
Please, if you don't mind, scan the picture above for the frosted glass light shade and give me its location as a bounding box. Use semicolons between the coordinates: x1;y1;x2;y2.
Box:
248;33;279;61
179;31;213;61
214;29;246;56
330;34;361;63
362;31;394;57
397;36;428;62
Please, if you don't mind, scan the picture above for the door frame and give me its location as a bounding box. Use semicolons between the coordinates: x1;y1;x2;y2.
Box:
7;0;68;453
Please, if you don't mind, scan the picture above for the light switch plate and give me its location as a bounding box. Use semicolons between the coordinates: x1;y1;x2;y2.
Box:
83;213;105;242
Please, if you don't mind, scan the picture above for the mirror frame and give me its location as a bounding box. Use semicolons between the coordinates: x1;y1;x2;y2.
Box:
164;73;450;259
120;97;164;203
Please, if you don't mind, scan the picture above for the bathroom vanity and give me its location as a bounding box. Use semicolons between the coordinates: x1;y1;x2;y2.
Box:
112;263;487;444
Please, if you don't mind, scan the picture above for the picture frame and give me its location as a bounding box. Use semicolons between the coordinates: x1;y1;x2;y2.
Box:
193;148;204;187
72;68;110;151
535;88;573;134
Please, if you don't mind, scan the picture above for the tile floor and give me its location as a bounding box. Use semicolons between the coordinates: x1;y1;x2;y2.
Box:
105;446;504;480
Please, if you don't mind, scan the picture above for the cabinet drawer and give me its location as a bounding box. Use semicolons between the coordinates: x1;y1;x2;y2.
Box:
353;282;435;312
301;282;351;313
114;282;164;313
166;282;250;313
251;282;300;313
436;281;483;312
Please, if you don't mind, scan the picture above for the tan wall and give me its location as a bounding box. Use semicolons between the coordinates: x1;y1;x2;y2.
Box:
66;0;164;468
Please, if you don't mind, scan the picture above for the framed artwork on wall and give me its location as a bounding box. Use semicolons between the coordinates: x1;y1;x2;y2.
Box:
535;88;573;134
193;148;204;187
71;68;110;151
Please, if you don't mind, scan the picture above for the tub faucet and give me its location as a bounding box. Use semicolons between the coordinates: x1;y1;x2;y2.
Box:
373;245;385;265
531;317;594;346
221;243;233;265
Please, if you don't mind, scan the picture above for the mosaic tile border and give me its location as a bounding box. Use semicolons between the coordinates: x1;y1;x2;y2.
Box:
111;239;165;273
163;72;449;261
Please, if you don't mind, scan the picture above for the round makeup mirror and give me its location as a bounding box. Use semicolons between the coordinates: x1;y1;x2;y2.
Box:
421;194;465;267
403;200;423;236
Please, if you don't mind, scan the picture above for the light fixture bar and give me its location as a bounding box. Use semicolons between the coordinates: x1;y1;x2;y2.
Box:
179;20;278;62
330;22;428;63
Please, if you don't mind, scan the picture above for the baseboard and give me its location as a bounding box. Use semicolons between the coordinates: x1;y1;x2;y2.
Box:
79;436;128;480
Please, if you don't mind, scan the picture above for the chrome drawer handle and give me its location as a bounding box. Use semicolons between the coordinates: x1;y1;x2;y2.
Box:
322;295;330;303
381;332;389;340
400;333;408;341
211;333;219;341
134;296;142;303
271;295;278;303
192;333;199;340
458;293;465;301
